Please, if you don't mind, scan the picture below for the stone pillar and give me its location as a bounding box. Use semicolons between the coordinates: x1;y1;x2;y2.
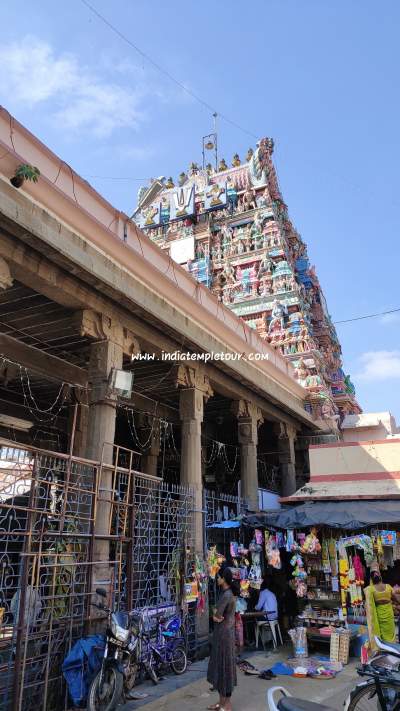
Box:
233;400;263;512
177;366;213;657
86;339;123;595
276;423;298;497
177;365;213;555
140;417;161;477
86;340;123;461
68;391;89;458
179;388;206;554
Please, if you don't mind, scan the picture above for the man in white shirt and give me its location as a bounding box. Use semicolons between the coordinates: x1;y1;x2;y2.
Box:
255;579;278;621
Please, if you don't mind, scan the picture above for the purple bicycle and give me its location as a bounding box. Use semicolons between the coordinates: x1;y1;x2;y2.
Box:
141;612;188;684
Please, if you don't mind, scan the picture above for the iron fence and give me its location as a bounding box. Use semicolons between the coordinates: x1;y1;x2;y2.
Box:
0;440;196;711
204;488;244;528
0;440;98;711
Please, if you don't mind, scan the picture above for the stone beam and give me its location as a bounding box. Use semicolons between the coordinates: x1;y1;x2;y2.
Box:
0;332;88;387
0;228;167;354
0;224;314;428
209;365;300;428
0;256;13;290
0;393;67;425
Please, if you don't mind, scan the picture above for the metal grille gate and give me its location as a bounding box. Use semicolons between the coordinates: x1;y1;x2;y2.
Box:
0;441;97;711
0;441;195;711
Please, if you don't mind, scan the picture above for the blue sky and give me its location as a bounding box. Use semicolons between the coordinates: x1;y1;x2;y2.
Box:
1;0;399;420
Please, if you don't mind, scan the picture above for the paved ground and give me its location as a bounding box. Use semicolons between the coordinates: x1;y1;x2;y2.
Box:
119;647;360;711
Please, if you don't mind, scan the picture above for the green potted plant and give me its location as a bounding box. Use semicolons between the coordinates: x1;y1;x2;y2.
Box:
10;163;40;188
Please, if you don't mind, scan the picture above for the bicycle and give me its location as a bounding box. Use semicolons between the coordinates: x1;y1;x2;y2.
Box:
140;611;188;684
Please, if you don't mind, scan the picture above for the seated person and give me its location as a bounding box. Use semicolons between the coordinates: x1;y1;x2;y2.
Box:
255;576;278;621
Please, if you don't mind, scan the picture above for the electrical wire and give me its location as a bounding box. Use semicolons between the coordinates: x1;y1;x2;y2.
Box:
334;307;400;325
79;0;258;140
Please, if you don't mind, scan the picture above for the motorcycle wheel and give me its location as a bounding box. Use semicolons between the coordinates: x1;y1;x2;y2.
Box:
87;666;124;711
171;645;187;675
346;681;400;711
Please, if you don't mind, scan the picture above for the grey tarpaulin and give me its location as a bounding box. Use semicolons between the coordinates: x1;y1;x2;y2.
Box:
243;500;400;530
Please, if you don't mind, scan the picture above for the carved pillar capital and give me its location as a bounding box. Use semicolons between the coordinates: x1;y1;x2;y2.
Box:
232;399;263;445
273;421;297;442
74;309;140;357
0;257;13;290
175;364;213;402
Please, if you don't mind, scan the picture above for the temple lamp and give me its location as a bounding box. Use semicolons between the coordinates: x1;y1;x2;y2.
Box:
109;369;134;399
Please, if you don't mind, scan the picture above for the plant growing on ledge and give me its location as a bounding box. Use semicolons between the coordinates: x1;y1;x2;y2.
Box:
10;163;40;188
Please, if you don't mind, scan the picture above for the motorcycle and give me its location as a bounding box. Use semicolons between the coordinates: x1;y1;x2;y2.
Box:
344;637;400;711
86;588;141;711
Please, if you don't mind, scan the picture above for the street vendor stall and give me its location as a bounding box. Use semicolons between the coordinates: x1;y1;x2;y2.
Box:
244;500;400;657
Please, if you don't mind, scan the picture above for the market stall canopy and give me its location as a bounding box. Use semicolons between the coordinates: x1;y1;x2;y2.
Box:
244;500;400;530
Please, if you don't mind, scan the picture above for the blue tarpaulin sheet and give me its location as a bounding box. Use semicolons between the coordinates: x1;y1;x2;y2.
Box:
207;520;241;529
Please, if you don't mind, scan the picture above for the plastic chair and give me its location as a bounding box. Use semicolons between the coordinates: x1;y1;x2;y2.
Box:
255;619;283;649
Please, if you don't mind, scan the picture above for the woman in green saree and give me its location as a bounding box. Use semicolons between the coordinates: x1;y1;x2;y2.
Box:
365;571;400;650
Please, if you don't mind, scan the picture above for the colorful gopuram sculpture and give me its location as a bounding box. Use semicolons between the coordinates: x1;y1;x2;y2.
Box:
133;139;361;423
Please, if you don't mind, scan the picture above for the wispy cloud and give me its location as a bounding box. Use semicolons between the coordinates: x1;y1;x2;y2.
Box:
0;37;149;137
381;312;400;325
355;351;400;381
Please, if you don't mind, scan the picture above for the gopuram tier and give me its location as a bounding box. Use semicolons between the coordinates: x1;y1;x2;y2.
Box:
133;139;361;424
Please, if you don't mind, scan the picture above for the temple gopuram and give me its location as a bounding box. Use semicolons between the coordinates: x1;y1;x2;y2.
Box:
133;138;361;424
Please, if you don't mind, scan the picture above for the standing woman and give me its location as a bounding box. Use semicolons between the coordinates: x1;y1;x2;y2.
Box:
365;571;400;648
207;567;239;711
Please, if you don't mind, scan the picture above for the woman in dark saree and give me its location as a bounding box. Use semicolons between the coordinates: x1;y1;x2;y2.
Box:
207;567;239;711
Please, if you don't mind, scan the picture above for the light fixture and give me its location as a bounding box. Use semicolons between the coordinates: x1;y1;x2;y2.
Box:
109;369;134;398
0;414;33;432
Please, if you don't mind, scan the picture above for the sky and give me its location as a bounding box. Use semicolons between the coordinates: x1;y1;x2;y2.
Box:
0;0;399;420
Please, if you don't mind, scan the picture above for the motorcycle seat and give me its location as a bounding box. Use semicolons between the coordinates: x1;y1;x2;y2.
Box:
376;638;400;656
278;697;335;711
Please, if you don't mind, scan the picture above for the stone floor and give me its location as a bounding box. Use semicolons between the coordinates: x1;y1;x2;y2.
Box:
119;647;360;711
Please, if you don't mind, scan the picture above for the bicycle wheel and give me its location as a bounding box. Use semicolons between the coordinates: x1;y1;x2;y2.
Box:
171;644;187;675
346;681;400;711
144;653;159;685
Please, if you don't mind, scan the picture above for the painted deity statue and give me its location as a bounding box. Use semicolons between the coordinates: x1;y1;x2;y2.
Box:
294;359;309;387
220;224;233;258
251;213;264;249
257;256;274;279
259;276;272;297
268;299;288;333
241;186;257;211
257;187;270;208
221;261;236;285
